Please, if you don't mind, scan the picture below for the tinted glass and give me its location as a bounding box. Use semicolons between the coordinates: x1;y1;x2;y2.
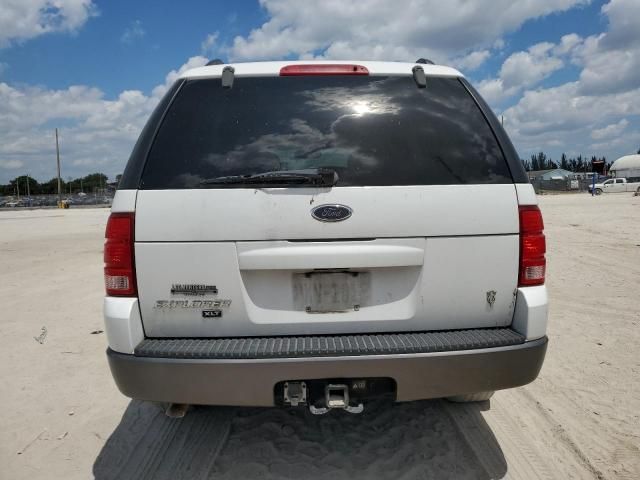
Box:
141;76;511;188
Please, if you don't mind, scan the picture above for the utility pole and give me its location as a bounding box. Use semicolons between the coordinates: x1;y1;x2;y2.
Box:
55;128;62;207
16;177;20;199
26;174;30;198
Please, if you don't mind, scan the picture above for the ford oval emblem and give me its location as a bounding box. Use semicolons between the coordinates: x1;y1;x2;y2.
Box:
311;204;353;222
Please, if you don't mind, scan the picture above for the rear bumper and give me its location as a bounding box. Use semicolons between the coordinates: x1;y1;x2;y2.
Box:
107;336;547;406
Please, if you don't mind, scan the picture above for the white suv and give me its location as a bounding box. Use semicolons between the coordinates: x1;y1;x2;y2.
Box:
103;60;548;413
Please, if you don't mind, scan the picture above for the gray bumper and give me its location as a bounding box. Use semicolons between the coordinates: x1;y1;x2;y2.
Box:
107;336;547;406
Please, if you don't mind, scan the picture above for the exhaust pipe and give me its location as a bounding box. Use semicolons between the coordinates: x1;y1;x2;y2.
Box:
164;403;190;418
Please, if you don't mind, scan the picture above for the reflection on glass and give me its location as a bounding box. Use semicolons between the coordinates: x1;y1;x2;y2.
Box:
142;76;512;189
351;102;371;116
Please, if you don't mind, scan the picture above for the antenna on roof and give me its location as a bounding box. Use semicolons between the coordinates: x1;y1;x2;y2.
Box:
415;58;435;65
206;59;224;66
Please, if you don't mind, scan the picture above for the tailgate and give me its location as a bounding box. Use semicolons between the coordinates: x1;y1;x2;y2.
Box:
135;185;519;337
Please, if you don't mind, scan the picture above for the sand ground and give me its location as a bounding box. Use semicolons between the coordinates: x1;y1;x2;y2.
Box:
0;193;638;479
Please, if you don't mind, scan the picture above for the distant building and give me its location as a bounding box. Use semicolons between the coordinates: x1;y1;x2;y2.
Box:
527;168;576;181
610;154;640;181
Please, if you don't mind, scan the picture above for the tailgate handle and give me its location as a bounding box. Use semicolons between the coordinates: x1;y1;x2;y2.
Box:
238;244;424;270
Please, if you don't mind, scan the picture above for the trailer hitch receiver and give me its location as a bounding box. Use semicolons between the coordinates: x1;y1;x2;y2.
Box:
309;384;364;415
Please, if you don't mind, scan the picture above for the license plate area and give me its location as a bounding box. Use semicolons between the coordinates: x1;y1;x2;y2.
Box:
293;270;371;313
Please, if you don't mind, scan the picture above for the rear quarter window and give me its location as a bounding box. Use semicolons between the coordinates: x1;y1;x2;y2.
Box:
140;76;512;189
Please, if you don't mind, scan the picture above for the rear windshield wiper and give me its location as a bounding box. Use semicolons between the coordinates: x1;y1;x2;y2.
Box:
200;168;339;187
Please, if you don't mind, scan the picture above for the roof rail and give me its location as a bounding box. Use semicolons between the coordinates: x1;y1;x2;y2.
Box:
415;58;435;65
206;59;224;66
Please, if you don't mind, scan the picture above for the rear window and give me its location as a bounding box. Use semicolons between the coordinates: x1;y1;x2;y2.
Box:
141;76;512;188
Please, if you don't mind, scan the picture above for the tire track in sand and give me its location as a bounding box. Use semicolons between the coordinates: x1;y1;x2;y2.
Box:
444;392;599;480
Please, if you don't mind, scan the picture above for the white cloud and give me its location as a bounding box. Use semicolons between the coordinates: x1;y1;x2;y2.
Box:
151;55;208;98
0;159;23;169
501;43;563;89
589;129;640;152
590;119;629;140
502;82;640;158
0;83;150;181
554;33;582;55
227;0;588;62
479;0;640;106
505;83;640;136
570;0;640;95
120;20;145;44
453;50;491;71
3;0;640;182
477;41;564;103
0;56;208;182
475;79;506;105
200;32;219;56
493;38;506;50
0;0;97;48
495;0;640;161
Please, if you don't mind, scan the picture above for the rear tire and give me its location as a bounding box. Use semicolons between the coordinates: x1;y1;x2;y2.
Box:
446;391;494;403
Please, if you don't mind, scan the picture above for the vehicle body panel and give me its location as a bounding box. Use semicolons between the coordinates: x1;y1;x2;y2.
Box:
135;185;520;337
134;185;518;241
107;336;547;406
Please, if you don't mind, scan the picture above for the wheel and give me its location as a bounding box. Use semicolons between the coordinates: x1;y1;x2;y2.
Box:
446;391;494;403
595;188;603;195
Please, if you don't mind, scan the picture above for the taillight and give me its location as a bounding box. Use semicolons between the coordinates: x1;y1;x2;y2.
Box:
519;205;546;286
104;212;137;296
279;64;369;76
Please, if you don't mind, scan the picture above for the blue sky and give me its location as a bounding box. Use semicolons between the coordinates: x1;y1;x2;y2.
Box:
0;1;265;97
1;0;639;182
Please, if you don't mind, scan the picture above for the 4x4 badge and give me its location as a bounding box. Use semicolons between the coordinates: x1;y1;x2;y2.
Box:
311;204;352;222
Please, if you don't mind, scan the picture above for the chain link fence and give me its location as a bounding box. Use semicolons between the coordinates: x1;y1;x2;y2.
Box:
0;192;114;209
